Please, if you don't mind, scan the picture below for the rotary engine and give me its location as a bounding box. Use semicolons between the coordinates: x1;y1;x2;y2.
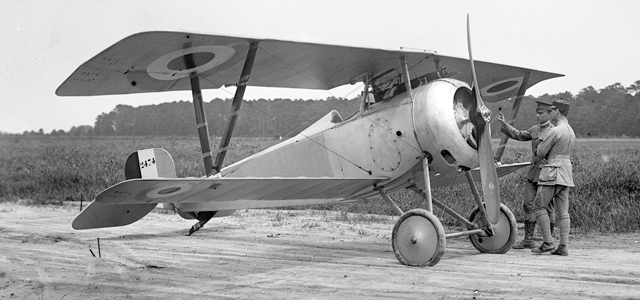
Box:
412;78;481;176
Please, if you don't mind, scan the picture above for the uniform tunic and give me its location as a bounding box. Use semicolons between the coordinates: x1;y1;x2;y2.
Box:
535;119;575;187
501;121;555;222
534;118;575;245
500;121;553;183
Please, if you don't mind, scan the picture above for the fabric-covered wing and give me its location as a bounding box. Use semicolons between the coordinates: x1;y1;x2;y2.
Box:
72;201;157;230
56;31;562;102
430;162;529;188
95;177;386;205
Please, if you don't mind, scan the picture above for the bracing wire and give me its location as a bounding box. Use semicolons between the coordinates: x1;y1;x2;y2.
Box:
195;43;431;174
199;75;374;176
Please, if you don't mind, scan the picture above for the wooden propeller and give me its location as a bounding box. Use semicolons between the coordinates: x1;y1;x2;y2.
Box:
467;14;501;225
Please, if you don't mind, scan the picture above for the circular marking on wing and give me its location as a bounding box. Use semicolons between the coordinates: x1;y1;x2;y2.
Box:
147;45;235;80
146;183;192;199
167;52;215;71
481;77;523;97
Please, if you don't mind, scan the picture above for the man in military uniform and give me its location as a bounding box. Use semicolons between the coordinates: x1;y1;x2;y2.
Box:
497;100;556;249
531;99;575;256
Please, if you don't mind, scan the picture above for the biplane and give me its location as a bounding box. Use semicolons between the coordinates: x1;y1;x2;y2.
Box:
56;17;562;266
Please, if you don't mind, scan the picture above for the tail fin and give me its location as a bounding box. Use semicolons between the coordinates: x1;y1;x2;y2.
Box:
72;148;176;230
124;148;176;179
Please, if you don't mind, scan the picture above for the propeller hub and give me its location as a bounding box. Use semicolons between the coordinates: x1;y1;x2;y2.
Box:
480;105;492;123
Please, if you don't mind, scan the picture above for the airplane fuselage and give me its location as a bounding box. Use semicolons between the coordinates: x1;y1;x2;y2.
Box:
174;78;481;212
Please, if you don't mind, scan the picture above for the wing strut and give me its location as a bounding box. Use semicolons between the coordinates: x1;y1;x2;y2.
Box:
358;74;370;113
185;52;219;234
494;72;531;162
186;54;214;176
213;42;259;174
400;57;413;100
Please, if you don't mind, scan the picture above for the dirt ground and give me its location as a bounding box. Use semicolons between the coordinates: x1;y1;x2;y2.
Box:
1;202;639;300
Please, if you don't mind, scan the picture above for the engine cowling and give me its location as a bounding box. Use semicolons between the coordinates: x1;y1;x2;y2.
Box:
412;78;480;176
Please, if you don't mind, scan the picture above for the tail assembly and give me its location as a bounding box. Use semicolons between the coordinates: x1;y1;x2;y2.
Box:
72;149;176;230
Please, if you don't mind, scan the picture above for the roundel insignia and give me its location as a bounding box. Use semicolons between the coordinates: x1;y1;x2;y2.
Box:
481;77;523;97
146;183;192;199
146;45;236;80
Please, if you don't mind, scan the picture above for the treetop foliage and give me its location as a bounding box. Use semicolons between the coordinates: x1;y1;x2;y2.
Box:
489;80;640;138
13;80;640;138
91;96;359;138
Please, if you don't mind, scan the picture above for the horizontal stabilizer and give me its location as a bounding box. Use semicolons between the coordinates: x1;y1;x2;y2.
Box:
72;201;156;230
72;148;177;230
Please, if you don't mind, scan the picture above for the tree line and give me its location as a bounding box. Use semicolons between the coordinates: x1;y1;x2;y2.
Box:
92;97;360;139
17;80;640;138
489;81;640;138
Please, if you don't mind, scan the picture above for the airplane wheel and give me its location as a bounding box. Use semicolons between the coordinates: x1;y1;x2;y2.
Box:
467;203;517;254
392;209;446;267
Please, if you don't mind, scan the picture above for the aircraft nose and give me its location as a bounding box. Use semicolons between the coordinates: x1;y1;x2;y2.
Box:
412;80;480;175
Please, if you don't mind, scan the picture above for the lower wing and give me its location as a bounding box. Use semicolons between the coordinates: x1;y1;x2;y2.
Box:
95;177;388;205
430;162;529;188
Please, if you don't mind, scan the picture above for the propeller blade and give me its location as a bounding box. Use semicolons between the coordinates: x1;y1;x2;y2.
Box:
467;14;501;225
476;120;501;224
466;15;483;108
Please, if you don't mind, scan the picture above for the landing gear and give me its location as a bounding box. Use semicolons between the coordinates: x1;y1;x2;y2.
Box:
382;181;516;267
392;209;446;266
187;211;215;236
467;203;517;254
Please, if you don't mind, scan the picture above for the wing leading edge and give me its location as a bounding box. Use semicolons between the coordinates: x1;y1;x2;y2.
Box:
56;31;562;103
430;162;530;188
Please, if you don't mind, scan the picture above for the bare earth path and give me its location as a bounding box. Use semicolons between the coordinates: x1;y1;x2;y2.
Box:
1;202;639;300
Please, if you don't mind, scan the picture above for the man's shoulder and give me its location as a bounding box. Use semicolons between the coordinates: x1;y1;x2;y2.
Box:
555;120;572;131
540;126;560;140
531;123;552;136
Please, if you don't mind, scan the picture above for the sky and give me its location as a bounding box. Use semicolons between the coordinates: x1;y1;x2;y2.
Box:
2;0;639;134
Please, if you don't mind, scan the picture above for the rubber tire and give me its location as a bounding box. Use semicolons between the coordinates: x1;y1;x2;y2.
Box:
392;209;446;267
468;203;517;254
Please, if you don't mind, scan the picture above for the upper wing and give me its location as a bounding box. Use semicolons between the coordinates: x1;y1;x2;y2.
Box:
95;176;386;206
56;31;562;102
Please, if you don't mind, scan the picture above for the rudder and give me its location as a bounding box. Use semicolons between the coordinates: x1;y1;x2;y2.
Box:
125;148;177;179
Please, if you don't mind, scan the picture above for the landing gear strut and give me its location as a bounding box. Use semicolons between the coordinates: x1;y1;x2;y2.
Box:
381;178;517;267
187;211;215;236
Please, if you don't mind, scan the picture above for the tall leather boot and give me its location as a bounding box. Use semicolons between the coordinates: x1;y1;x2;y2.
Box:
513;221;536;249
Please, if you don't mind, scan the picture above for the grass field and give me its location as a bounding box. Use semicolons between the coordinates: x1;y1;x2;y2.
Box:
1;136;638;233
